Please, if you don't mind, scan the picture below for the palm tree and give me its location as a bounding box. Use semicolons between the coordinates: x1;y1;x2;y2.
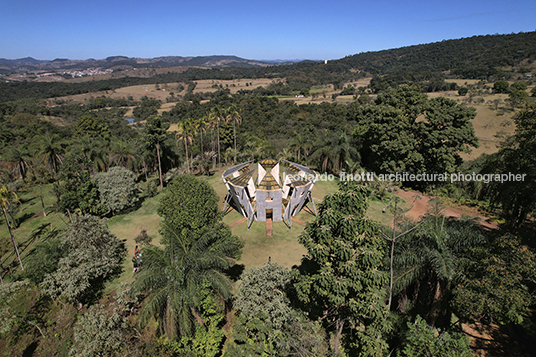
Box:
110;140;137;171
0;185;24;271
178;119;194;174
33;133;64;174
288;131;311;163
311;131;359;173
333;132;359;173
225;105;242;163
139;146;154;182
197;151;215;176
393;206;485;326
144;116;169;190
208;106;226;169
131;225;239;339
379;197;423;310
196;116;209;155
6;145;32;181
72;135;108;173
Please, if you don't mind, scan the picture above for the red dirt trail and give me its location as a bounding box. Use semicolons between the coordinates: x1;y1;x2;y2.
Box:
395;189;498;230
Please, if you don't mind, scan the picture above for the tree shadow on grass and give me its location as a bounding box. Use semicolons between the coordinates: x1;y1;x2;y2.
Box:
15;211;35;227
18;196;37;205
22;341;38;357
223;263;245;282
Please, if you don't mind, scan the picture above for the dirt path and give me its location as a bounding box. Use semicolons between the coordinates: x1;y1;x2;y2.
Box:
395;189;498;230
462;323;505;357
266;218;273;237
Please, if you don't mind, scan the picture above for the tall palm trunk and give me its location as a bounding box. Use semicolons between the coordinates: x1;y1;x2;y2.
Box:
156;142;163;190
143;157;148;182
2;207;24;270
211;128;216;169
388;236;395;310
39;186;47;217
200;130;204;156
217;119;221;169
184;137;190;173
233;120;237;163
428;280;444;327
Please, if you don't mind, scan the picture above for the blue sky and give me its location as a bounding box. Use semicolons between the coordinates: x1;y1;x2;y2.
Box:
1;0;535;61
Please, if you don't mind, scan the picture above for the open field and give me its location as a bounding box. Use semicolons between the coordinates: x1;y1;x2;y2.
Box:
414;88;523;160
460;102;516;160
49;75;530;161
52;76;371;108
53;78;282;105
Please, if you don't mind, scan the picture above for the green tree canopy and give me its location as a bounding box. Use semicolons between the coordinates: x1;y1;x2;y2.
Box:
41;215;126;304
491;104;536;228
452;234;536;325
398;315;472;357
94;166;139;215
353;85;478;177
133;96;161;120
493;80;510;93
229;263;328;356
234;263;293;331
73;116;111;139
56;153;105;216
158;174;220;240
131;224;243;340
293;182;390;356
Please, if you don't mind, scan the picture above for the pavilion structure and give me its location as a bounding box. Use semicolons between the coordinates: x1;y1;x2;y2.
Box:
221;159;317;231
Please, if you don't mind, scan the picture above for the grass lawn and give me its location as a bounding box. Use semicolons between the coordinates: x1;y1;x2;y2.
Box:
106;191;163;287
1;167;412;285
0;184;68;274
204;166;339;268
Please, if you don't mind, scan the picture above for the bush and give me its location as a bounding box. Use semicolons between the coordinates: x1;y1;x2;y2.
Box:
398;316;472;357
158;174;220;239
94;166;140;215
493;80;510;93
41;215;126;304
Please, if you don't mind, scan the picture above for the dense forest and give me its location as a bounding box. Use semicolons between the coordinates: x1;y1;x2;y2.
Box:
1;31;536;356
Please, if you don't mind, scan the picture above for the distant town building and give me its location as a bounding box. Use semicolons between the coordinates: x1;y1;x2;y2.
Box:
62;68;113;78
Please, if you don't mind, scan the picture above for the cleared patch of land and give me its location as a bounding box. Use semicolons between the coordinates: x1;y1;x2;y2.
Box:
205;167;338;268
53;78;282;105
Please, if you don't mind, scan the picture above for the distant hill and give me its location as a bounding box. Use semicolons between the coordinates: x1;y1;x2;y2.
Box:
332;31;536;77
0;55;273;75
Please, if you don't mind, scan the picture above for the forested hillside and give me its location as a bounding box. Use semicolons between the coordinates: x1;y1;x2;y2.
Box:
338;31;536;75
